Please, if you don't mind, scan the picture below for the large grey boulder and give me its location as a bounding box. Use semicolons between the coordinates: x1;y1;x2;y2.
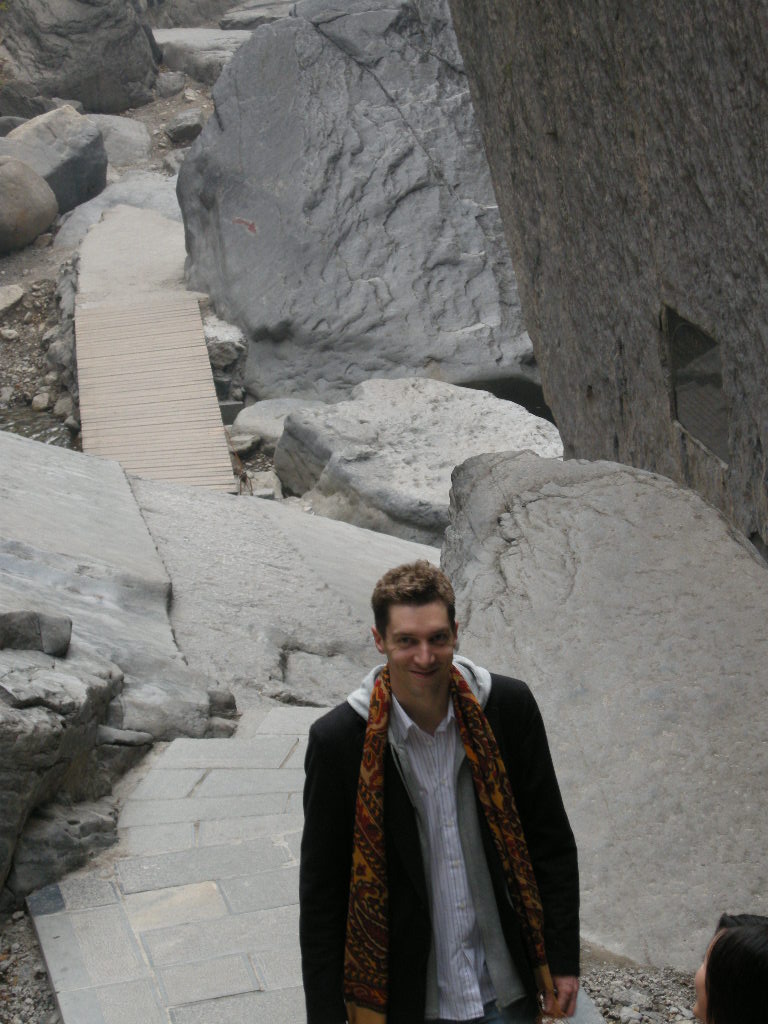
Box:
132;475;440;709
154;28;251;85
0;652;124;900
274;378;562;544
443;451;768;971
86;114;153;168
447;0;768;554
0;106;107;214
177;0;535;402
0;0;157;113
0;157;58;254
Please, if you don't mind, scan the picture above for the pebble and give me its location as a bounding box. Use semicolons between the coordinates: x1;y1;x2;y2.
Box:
1;328;20;341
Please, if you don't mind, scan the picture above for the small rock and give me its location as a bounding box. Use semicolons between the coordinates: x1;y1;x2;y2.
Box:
43;370;59;385
64;415;80;434
183;88;198;101
0;283;24;315
0;385;13;406
162;149;188;175
51;97;85;114
251;469;281;499
1;328;20;341
204;321;246;369
23;311;33;323
227;433;256;456
165;108;205;145
33;232;53;248
619;1009;642;1023
156;71;186;98
0;610;72;655
53;394;73;418
31;392;51;411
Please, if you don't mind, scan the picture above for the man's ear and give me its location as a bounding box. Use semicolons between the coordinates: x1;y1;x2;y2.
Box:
371;626;386;654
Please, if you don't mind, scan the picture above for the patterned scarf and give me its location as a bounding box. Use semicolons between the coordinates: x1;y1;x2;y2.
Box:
343;664;564;1024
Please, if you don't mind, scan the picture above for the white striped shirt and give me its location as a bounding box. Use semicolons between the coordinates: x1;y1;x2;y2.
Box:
390;695;495;1020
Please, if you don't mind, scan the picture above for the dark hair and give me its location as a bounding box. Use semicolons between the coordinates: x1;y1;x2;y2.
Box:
371;561;456;637
705;922;768;1024
716;912;768;931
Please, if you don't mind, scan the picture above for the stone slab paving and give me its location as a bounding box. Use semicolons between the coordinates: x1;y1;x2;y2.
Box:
29;705;604;1023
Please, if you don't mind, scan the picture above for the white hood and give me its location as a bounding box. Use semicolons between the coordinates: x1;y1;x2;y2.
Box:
346;655;492;720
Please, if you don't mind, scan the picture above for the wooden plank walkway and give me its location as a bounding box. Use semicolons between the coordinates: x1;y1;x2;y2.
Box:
75;293;235;490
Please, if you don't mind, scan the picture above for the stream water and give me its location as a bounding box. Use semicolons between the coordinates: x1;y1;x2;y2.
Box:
0;407;78;450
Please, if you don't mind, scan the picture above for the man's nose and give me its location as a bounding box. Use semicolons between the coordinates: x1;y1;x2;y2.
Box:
413;642;435;665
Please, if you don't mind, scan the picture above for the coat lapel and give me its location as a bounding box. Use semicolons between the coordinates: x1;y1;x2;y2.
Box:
384;748;429;909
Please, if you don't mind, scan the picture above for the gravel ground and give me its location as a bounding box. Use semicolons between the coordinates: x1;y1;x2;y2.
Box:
581;945;696;1024
0;910;696;1024
0;911;60;1024
0;277;77;449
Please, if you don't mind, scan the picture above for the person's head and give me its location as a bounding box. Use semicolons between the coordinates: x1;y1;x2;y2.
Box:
370;563;458;719
715;912;768;931
693;919;768;1024
371;561;456;639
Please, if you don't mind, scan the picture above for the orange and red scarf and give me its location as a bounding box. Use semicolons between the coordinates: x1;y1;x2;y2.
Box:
343;664;563;1024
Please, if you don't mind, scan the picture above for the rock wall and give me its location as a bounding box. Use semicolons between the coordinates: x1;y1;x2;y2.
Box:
177;0;536;402
0;0;157;114
0;431;233;904
447;1;768;553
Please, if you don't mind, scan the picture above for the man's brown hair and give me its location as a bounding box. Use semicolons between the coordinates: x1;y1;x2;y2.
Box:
371;561;456;636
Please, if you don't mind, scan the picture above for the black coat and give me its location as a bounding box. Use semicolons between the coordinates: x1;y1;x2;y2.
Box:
299;674;579;1024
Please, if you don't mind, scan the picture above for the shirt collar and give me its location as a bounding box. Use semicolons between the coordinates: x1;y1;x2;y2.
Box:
390;692;454;743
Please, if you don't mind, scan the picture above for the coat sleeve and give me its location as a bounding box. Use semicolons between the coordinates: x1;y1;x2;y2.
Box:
299;713;356;1024
494;678;580;978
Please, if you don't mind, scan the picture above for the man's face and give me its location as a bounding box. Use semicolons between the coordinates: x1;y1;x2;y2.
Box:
372;601;458;712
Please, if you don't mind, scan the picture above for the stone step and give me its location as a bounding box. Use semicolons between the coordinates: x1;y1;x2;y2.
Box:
28;703;605;1023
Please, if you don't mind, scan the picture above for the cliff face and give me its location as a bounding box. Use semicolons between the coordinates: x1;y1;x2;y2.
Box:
447;1;768;553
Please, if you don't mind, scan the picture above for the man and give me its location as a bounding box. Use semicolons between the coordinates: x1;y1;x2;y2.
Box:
300;561;579;1024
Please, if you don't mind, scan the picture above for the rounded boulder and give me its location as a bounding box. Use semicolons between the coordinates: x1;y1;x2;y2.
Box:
0;157;58;254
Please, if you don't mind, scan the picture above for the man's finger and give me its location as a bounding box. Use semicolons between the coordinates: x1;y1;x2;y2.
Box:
551;975;579;1016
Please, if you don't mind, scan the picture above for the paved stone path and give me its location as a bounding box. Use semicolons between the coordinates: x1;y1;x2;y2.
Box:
29;704;604;1023
29;705;315;1024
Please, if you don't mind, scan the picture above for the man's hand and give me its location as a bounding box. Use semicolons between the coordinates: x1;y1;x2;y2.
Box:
544;975;579;1017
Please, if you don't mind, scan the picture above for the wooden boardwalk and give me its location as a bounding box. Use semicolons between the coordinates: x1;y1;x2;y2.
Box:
75;293;235;490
